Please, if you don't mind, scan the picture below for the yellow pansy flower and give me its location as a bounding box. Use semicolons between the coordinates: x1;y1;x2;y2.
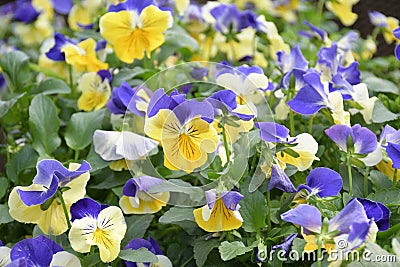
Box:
326;0;360;26
77;71;111;111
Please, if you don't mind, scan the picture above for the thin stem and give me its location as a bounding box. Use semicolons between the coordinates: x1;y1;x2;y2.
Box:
317;236;322;267
266;191;272;231
364;167;369;197
347;153;353;197
181;255;194;267
57;190;71;229
68;64;73;90
289;110;295;136
221;126;231;165
317;0;325;24
74;149;80;162
393;169;398;188
308;115;314;134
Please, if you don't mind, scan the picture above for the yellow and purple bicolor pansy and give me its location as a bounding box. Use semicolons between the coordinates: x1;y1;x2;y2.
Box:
68;198;127;263
119;176;170;214
124;236;172;267
282;198;371;253
107;82;153;116
193;189;243;232
325;124;377;155
144;88;219;173
77;70;112;111
8;159;91;235
5;235;80;266
99;0;173;63
45;33;76;62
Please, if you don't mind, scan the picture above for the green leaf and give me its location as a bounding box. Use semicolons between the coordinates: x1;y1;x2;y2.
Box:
368;170;392;191
32;78;71;95
164;24;199;50
123;214;154;246
86;144;109;173
0;177;8;199
148;179;204;203
363;76;399;95
367;188;400;206
112;67;146;87
193;237;220;267
6;145;38;183
0;50;31;91
65;109;105;150
29;94;61;156
0;93;25;118
240;190;267;233
347;242;397;267
119;248;158;263
0;204;13;224
81;254;101;267
372;100;398;123
159;207;194;224
218;241;253;261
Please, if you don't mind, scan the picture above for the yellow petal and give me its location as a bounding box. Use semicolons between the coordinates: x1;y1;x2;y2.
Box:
325;0;359;26
68;4;91;31
99;10;134;45
119;192;169;214
193;199;242;232
36;201;69;235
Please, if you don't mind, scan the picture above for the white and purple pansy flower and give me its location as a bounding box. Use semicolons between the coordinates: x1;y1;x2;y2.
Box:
276;45;309;89
267;163;296;193
325;124;377;155
380;124;400;168
124;236;172;267
356;198;390;232
45;33;76;62
68;198;127;263
107;82;153;116
6;235;80;267
193;189;244;232
119;176;170;214
282;198;370;252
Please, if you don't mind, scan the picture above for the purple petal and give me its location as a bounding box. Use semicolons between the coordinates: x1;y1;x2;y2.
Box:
123;176;164;197
393;27;400;39
70;198;102;222
277;45;308;74
305;167;342;197
107;86;128;115
351;124;377;154
10;236;54;266
97;70;112;83
18;174;58;206
108;0;154;12
190;67;208;80
281;204;322;233
268;164;296;193
356;198;390;231
368;11;388;27
254;122;290;143
148;236;163;255
209;90;237;111
221;191;243;211
395;44;400;61
34;235;63;254
325;124;352;152
329;199;369;234
271;233;298;256
385;143;400;168
51;0;73;14
346;221;371;250
303;20;327;41
338;62;360;85
205;189;217;210
124;238;158;267
147;88;186;118
13;0;40;24
380;125;397;143
46;33;75;62
172;99;214;125
317;45;337;71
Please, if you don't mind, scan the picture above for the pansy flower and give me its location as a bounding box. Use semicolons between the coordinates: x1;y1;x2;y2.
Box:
349;83;378;124
93;130;159;171
298;20;331;45
325;0;359;26
77;70;112;111
6;235;80;267
45;33;76;62
107;82;152;116
68;198;127;263
8;160;91;235
61;38;109;73
144;89;218;173
293;167;342;206
276;45;308;89
68;0;103;30
357;198;390;232
282;199;370;253
369;11;399;44
99;0;173;63
377;125;400;177
124;236;172;267
270;233;298;258
13;12;53;46
193;189;243;232
119;176;170;214
266;161;296;193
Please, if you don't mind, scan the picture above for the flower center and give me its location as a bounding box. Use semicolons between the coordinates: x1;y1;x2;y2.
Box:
92;228;112;249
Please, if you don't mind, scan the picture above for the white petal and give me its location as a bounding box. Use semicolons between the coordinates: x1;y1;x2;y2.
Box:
293;133;319;154
93;130;122;161
116;131;159;161
68;217;97;253
97;206;127;241
51;251;82;267
0;247;11;267
153;255;173;267
360;145;383;166
201;205;211;222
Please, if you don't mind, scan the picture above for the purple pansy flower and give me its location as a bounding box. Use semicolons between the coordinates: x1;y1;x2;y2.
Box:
357;198;390;231
13;0;40;24
8;235;80;267
380;125;400;168
268;164;296;193
299;20;328;42
277;45;309;89
45;33;76;62
282;199;370;251
297;167;342;198
51;0;73;15
17;159;91;206
210;4;259;34
108;0;154;13
207;90;254;121
325;124;377;155
124;236;172;267
254;122;291;143
270;233;298;256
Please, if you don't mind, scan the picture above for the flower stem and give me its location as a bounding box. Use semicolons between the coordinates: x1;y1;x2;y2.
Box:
74;149;80;161
393;169;398;188
266;191;272;231
57;190;71;229
221;126;231;165
317;236;322;267
364;166;369;197
289;110;295;136
317;0;325;24
308;115;314;134
346;153;353;197
68;64;73;90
